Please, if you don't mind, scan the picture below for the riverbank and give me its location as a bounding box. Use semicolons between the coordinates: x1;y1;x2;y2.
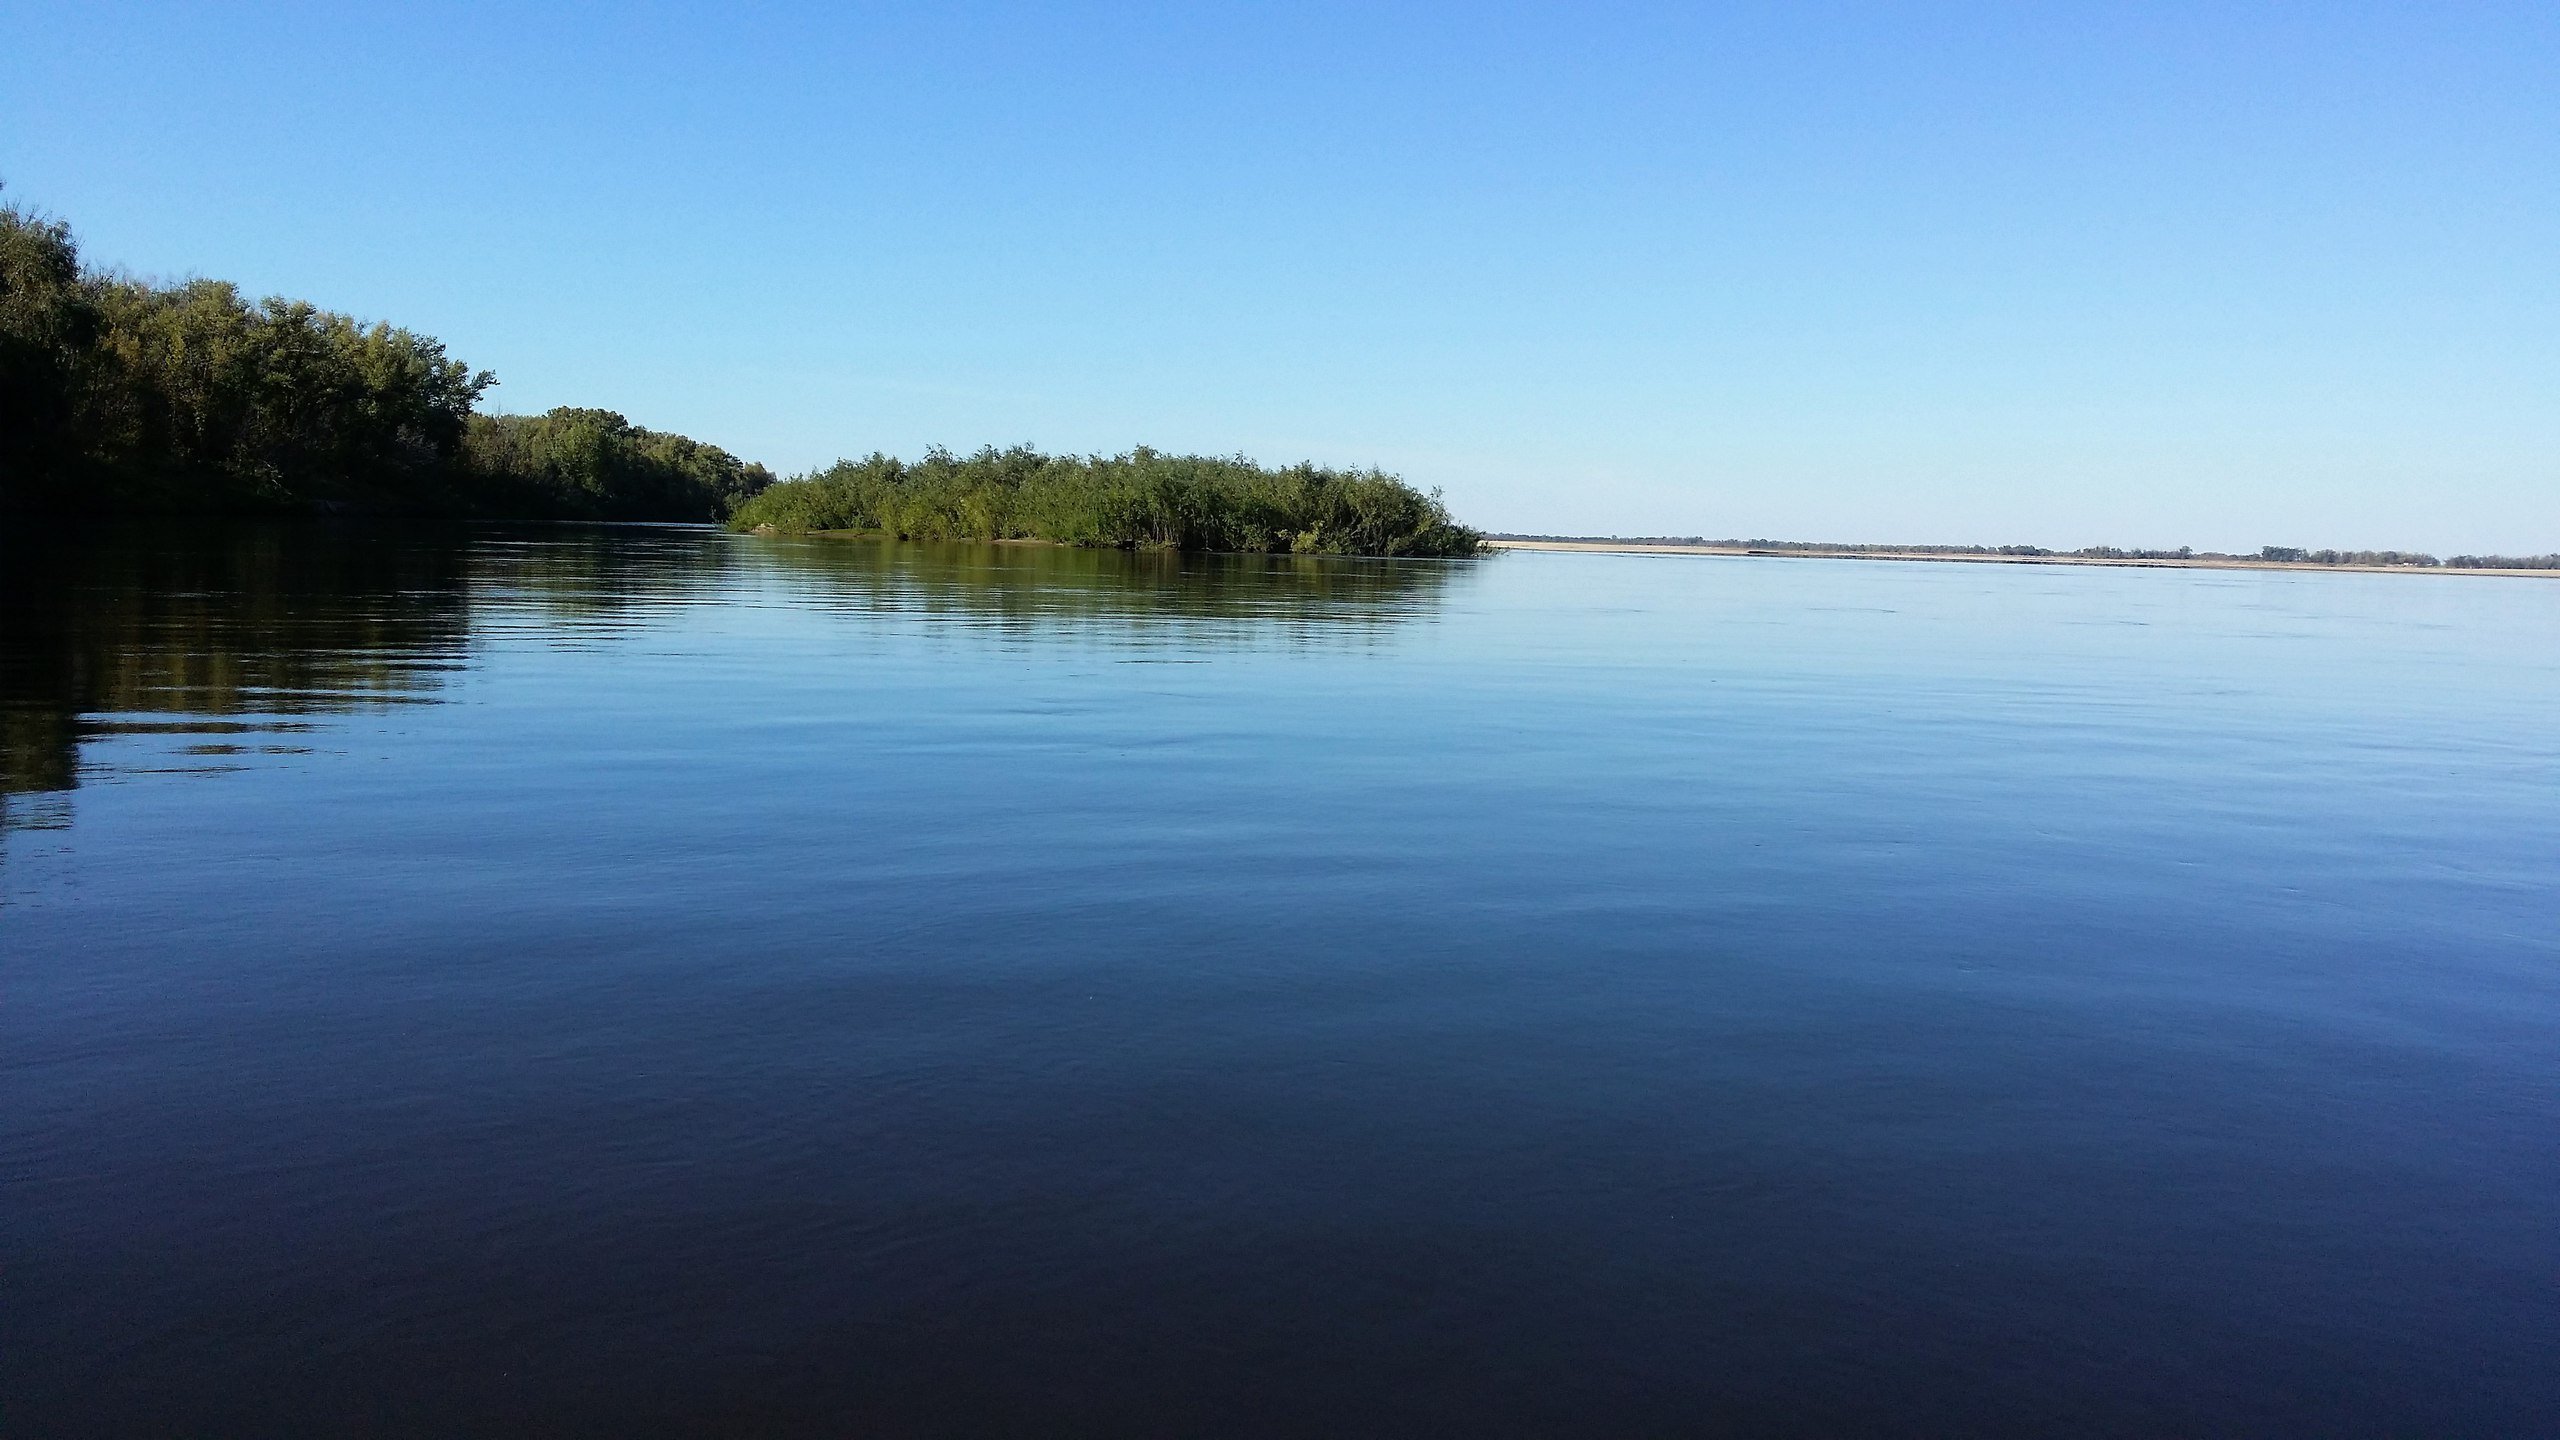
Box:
1489;538;2560;577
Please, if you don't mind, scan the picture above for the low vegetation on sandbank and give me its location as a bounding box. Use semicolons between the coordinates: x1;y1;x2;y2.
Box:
730;447;1484;557
1491;536;2559;572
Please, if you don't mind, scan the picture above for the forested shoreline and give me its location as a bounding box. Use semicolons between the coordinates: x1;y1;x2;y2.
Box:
1;195;773;521
0;192;1481;555
21;187;2542;567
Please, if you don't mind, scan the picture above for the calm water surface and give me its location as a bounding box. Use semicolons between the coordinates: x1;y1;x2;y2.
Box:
5;525;2556;1436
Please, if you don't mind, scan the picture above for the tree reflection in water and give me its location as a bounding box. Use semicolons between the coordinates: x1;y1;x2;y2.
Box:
0;525;1470;835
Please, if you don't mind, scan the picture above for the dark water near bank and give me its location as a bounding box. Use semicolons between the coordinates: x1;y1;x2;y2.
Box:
6;525;2557;1436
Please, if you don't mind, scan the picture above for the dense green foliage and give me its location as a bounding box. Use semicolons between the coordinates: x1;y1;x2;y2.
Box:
0;193;766;520
1;192;1475;551
462;409;773;520
0;205;96;488
732;446;1483;557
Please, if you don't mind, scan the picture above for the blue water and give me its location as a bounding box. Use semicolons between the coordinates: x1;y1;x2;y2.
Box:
5;526;2556;1435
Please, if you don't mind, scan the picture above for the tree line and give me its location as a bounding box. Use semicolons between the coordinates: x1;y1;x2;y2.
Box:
1;190;1481;555
2257;547;2560;570
2440;553;2560;570
1;192;773;520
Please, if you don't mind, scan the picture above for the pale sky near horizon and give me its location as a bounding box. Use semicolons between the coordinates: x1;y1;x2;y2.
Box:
5;2;2553;553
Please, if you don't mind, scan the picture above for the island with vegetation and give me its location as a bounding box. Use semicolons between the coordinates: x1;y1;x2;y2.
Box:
730;448;1483;557
0;189;1480;556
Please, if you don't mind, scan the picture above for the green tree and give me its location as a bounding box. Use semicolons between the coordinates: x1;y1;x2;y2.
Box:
0;195;98;507
463;408;774;520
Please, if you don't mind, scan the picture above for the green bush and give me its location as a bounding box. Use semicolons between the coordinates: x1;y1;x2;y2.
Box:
462;408;773;521
733;446;1483;557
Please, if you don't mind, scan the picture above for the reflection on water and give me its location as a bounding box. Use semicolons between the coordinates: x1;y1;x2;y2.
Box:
0;526;471;833
0;524;1465;832
736;535;1465;644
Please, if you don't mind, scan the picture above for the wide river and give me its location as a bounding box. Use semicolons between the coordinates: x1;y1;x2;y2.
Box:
5;525;2555;1436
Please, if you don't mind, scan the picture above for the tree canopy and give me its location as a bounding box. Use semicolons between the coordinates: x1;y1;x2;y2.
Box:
1;192;766;521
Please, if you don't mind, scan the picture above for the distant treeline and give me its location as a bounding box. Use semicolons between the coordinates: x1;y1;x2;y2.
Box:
2251;547;2423;566
2440;553;2560;570
732;447;1483;557
1495;536;2557;571
1;195;772;520
1495;536;2222;559
2259;546;2560;570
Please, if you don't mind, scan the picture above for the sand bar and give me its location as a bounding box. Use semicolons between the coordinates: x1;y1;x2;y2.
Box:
1489;539;2559;578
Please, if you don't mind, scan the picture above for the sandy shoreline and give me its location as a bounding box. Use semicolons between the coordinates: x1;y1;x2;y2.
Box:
1488;538;2559;578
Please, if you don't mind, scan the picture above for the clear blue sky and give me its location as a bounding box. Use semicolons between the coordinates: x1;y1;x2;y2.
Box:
6;1;2553;552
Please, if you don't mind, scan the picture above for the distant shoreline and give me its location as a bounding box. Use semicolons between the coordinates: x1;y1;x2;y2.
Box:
1488;538;2560;578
